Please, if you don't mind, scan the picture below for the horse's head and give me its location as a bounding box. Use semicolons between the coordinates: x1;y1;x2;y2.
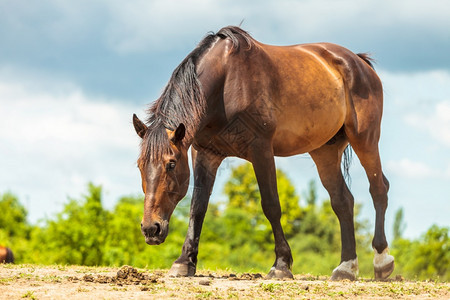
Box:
133;114;190;245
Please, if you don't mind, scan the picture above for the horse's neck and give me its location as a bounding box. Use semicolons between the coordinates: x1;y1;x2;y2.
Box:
196;38;228;100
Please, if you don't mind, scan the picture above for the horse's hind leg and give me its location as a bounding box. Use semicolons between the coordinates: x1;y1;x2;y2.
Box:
346;132;394;280
310;139;358;281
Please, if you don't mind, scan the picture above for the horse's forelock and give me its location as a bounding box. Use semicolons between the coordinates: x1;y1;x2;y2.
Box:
139;123;172;167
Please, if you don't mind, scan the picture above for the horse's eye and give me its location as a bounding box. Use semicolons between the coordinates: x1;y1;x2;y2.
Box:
166;161;176;171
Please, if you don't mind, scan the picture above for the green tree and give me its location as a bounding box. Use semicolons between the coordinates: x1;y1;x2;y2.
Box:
36;183;110;265
393;207;406;241
392;225;449;281
304;180;317;206
0;192;34;263
102;195;145;266
0;192;29;238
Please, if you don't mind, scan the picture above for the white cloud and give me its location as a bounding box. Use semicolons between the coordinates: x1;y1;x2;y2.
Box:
22;0;442;54
386;159;435;179
445;164;450;179
405;100;450;148
379;70;450;109
103;0;235;53
378;69;450;149
0;76;144;222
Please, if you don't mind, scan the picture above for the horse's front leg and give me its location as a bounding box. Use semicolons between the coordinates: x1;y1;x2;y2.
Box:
168;148;223;277
250;144;294;279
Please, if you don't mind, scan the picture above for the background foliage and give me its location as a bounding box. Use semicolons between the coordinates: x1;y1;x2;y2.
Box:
1;163;448;281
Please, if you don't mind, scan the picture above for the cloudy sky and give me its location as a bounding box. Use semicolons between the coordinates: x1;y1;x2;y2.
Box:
1;0;449;242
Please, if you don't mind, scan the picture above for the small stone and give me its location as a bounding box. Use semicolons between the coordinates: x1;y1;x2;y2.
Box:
239;273;252;280
199;280;211;286
67;276;79;282
83;274;94;282
395;275;404;281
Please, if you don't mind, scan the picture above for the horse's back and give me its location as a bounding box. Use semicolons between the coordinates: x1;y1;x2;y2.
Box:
255;42;383;154
262;41;381;99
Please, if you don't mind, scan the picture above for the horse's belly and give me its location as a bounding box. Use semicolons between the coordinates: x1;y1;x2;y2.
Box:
272;124;343;156
272;98;346;156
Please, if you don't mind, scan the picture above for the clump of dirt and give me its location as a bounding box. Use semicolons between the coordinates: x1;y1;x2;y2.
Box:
194;272;263;280
233;273;263;280
69;266;161;286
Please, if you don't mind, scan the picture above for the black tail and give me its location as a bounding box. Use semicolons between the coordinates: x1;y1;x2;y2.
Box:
357;53;376;70
342;144;353;187
5;248;14;263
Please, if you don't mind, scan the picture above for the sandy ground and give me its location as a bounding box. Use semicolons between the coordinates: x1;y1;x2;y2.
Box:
0;264;449;299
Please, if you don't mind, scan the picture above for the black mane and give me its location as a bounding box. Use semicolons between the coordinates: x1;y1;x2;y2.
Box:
139;26;254;165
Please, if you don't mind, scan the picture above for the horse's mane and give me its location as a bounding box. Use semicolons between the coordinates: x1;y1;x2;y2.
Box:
140;26;254;165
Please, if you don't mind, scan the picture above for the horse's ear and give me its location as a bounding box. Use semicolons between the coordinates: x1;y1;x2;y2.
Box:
172;123;186;143
133;114;147;139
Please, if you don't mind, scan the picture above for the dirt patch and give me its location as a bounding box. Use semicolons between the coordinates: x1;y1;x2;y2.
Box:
68;265;160;287
0;265;448;299
66;266;264;287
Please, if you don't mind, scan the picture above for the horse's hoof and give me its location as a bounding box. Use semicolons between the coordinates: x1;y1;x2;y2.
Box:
167;263;196;277
330;258;358;281
331;269;356;281
265;267;294;279
373;248;395;280
374;260;395;280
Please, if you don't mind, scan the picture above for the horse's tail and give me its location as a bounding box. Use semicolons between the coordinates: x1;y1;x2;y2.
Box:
340;52;373;185
342;144;353;187
357;53;376;70
5;247;14;263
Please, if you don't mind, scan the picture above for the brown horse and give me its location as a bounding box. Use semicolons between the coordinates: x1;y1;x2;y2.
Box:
133;26;394;280
0;246;14;264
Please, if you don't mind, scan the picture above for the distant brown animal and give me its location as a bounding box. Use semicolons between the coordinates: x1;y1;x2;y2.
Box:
0;246;14;263
133;26;394;280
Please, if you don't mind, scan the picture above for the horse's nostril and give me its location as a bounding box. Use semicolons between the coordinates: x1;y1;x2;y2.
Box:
154;222;161;236
142;222;162;238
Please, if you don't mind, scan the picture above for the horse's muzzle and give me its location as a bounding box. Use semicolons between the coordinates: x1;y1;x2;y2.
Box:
141;221;168;245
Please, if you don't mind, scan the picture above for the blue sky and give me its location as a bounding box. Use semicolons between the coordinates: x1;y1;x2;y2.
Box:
1;0;449;242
